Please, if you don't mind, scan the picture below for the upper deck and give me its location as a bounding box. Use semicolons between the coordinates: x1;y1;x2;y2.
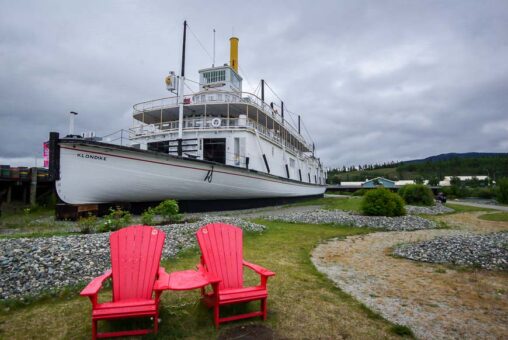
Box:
131;90;313;153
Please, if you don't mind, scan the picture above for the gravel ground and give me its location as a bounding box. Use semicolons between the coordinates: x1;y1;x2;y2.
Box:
267;209;438;231
393;232;508;270
311;212;508;339
0;217;264;300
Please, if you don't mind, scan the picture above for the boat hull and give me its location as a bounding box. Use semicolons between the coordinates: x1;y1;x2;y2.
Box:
55;141;326;204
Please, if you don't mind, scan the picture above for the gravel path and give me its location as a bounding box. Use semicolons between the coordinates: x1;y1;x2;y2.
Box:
267;209;438;231
0;217;265;300
311;212;508;339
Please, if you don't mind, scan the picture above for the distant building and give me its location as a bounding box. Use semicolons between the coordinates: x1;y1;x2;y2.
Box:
362;177;396;188
328;175;490;191
439;176;489;186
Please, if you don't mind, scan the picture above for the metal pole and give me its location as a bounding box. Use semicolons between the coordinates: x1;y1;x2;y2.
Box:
177;20;187;156
298;115;300;134
281;101;284;123
213;28;216;67
261;79;264;102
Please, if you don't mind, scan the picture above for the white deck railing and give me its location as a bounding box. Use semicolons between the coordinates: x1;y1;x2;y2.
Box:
128;116;312;156
132;91;310;150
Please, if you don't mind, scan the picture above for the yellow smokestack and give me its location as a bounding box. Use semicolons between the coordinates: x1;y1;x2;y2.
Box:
230;37;239;73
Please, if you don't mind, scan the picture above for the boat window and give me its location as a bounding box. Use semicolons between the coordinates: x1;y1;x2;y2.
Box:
203;70;226;84
231;71;241;89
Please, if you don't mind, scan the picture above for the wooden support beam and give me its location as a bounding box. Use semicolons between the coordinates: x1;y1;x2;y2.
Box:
30;167;37;206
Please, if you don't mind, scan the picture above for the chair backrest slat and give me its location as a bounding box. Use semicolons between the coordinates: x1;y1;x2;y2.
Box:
110;225;165;301
196;223;243;290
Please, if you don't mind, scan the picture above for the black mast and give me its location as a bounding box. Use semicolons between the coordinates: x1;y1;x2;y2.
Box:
261;79;265;102
181;20;187;78
178;20;187;156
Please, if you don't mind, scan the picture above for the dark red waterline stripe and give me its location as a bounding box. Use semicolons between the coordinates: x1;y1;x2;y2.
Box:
60;145;320;188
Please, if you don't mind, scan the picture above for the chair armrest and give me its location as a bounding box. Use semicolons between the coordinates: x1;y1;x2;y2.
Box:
153;267;170;291
243;260;275;277
197;263;221;284
80;269;112;297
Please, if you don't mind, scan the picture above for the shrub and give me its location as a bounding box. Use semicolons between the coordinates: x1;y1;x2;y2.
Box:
78;214;97;234
153;199;180;222
398;184;434;206
427;176;440;186
352;189;368;196
496;178;508;204
472;187;496;199
141;207;156;225
98;207;132;232
361;188;405;216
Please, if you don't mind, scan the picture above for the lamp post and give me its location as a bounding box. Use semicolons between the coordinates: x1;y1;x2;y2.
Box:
69;111;78;135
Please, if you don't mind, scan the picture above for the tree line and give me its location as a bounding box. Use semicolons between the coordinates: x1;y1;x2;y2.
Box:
328;155;508;184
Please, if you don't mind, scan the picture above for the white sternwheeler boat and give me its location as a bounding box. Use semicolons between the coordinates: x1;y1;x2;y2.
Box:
48;22;326;207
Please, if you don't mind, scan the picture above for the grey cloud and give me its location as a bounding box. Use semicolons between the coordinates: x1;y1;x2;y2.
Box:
1;0;507;169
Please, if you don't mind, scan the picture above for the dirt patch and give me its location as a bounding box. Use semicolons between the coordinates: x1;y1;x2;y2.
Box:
218;324;276;340
437;211;508;233
312;212;508;340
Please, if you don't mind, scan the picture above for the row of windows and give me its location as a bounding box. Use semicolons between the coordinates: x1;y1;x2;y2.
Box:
203;70;226;83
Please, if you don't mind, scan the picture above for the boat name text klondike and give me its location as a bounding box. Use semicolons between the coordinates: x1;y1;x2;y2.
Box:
77;153;107;161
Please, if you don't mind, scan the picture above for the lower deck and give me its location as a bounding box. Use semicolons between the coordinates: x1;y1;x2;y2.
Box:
129;128;325;185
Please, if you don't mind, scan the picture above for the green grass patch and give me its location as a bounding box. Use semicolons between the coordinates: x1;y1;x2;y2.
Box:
390;324;415;337
287;196;363;212
478;212;508;222
445;203;496;213
0;220;404;339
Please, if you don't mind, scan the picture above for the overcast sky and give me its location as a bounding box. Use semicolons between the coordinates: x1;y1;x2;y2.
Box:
1;0;507;168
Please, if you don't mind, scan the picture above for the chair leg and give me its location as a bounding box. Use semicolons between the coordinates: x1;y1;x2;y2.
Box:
214;304;220;329
261;298;267;321
92;319;97;340
154;312;159;334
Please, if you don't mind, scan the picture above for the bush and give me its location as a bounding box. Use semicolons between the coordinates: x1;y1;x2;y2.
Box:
78;214;97;234
153;199;180;222
98;207;132;232
496;178;508;204
141;207;156;225
361;188;405;216
472;187;496;199
398;184;434;206
352;189;368;196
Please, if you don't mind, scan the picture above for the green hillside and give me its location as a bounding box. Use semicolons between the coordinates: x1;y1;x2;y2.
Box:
328;154;508;183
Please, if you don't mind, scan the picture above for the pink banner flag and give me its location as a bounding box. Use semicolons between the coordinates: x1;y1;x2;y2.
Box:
43;142;49;168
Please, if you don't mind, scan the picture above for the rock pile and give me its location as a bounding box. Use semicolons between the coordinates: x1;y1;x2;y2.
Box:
393;232;508;270
405;204;454;215
267;209;437;231
0;217;264;300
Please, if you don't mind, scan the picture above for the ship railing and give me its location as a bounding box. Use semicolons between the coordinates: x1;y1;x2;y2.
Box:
129;116;311;156
132;91;306;145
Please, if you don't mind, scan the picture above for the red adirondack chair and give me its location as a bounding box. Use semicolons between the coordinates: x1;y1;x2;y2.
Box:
196;223;275;328
80;225;169;339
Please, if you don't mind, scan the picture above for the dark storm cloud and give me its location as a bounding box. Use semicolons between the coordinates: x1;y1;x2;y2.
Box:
1;0;507;168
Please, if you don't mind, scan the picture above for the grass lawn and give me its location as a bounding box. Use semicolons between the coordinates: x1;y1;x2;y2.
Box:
287;196;363;212
478;212;508;222
445;203;496;213
0;204;78;237
0;220;407;339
